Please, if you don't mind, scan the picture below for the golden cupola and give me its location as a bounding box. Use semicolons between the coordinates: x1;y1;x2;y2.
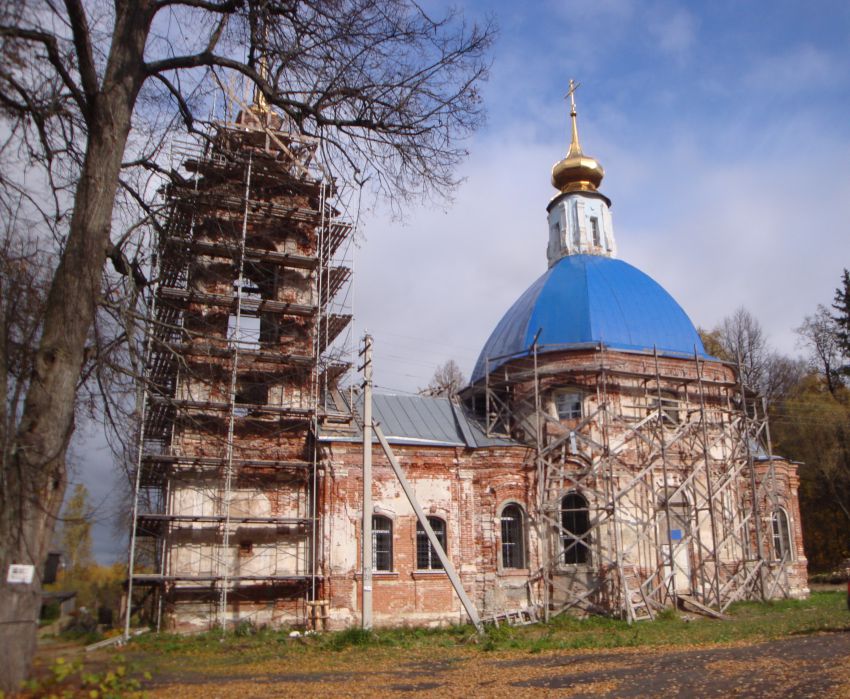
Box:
551;80;605;194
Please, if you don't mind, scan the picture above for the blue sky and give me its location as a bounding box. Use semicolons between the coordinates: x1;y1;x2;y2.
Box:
354;0;850;394
80;0;850;562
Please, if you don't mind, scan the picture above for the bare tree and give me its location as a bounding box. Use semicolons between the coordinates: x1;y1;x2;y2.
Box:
796;304;843;396
705;307;802;407
0;0;494;688
421;359;466;398
718;307;769;390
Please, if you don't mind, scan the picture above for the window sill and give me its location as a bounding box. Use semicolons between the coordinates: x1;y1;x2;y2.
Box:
411;570;448;580
556;564;593;572
354;571;400;580
498;568;530;576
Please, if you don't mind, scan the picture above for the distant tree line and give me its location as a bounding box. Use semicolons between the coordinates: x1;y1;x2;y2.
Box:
700;269;850;572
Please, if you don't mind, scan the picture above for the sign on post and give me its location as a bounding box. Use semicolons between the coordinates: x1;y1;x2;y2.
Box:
7;564;35;585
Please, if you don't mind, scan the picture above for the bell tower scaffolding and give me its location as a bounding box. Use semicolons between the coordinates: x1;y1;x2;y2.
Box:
126;109;353;632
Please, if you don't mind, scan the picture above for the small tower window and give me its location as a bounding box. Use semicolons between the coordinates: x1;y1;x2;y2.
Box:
590;217;601;246
555;392;583;420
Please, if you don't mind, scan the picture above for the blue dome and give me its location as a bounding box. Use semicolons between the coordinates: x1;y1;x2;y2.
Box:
471;255;707;382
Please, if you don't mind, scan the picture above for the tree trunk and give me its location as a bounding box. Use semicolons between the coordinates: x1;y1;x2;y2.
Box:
0;2;153;691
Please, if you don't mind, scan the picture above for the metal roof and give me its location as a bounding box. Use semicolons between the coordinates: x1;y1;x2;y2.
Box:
322;392;518;448
472;254;708;382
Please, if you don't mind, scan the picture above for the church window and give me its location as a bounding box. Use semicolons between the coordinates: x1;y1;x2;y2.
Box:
235;377;268;406
372;515;393;571
650;394;681;424
590;216;600;246
771;508;792;561
227;313;261;349
500;504;525;569
416;516;446;570
561;493;591;564
556;391;583;419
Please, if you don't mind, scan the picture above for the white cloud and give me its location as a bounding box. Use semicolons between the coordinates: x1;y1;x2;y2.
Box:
742;45;837;95
648;8;696;58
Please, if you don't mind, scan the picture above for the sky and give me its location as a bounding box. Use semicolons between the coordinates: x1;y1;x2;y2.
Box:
78;0;850;562
352;0;850;397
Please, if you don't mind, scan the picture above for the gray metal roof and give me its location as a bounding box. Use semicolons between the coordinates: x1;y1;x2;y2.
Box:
320;392;518;449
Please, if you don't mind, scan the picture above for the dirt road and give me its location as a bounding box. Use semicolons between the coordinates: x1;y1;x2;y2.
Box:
145;631;850;698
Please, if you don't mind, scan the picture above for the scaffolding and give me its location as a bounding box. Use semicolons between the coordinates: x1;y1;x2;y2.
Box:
470;343;793;622
126;107;354;633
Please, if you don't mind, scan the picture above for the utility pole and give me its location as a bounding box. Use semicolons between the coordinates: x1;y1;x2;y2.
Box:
361;333;373;629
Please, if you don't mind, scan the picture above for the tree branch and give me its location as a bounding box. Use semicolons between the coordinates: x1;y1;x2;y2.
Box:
0;25;88;117
63;0;98;112
154;0;240;12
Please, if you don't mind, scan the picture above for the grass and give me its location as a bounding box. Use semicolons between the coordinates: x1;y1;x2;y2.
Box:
25;592;843;695
122;590;849;678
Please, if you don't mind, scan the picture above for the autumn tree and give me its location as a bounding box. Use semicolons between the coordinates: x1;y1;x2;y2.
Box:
422;359;466;398
771;270;850;571
770;376;850;570
0;0;494;689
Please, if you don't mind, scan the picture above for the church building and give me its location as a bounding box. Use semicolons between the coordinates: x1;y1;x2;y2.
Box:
128;86;808;631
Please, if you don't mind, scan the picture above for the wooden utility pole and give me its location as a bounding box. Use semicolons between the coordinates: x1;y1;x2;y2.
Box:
361;333;373;629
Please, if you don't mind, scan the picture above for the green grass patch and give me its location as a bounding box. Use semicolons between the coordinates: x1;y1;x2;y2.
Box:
125;591;849;679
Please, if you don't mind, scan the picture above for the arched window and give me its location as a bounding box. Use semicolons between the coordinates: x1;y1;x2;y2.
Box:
771;509;792;561
372;515;392;572
561;493;590;564
416;517;446;570
500;504;525;569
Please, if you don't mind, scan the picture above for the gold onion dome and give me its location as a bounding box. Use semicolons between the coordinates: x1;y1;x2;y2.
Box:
551;81;605;194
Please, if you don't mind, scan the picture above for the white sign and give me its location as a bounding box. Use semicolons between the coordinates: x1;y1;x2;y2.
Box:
6;564;35;584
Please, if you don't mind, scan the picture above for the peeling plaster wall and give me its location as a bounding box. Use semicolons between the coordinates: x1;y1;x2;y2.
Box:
321;442;537;628
162;345;808;630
